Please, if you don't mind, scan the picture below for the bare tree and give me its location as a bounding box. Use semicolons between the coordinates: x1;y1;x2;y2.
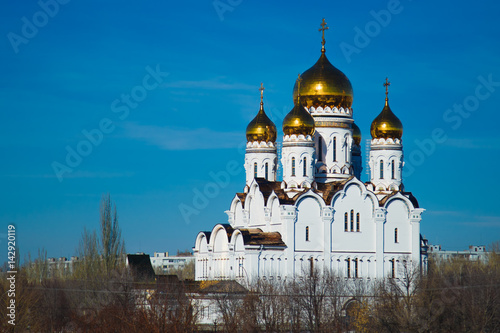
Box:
243;278;291;332
370;257;422;332
100;193;126;274
290;267;346;332
74;227;100;278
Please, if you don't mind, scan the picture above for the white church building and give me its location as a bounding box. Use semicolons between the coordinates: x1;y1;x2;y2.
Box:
193;20;426;282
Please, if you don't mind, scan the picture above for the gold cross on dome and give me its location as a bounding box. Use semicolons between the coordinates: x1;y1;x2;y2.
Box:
383;77;391;98
297;74;303;91
259;82;265;103
319;18;329;51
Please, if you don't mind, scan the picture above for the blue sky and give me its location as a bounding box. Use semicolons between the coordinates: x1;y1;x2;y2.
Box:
1;0;499;264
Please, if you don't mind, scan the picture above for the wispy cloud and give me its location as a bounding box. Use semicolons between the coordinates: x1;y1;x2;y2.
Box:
123;122;243;150
459;215;500;227
426;210;464;217
1;171;134;179
442;137;500;150
163;77;255;91
426;210;500;227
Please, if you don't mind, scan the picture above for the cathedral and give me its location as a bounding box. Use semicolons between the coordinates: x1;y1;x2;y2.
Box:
193;20;426;282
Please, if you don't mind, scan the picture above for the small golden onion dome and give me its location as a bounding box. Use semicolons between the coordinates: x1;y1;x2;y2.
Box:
246;102;277;142
370;99;403;140
352;122;361;146
292;52;353;109
282;97;315;136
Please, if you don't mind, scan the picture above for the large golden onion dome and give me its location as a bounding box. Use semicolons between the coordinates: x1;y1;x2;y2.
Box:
246;84;277;142
370;79;403;140
283;78;315;137
352;122;362;146
292;52;353;109
292;19;353;109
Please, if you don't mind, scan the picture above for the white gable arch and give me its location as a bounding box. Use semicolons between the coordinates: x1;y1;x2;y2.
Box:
210;225;230;253
230;230;245;253
194;232;209;254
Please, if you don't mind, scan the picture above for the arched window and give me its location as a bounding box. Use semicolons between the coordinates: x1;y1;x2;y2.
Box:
350;210;354;232
345;138;348;162
394;228;398;243
305;226;309;242
254;162;258;178
356;213;360;232
333;137;337;162
346;258;351;278
303;157;307;177
291;157;296;176
265;162;269;180
380;160;384;179
354;258;359;278
318;137;323;162
344;213;348;232
390;259;396;278
391;160;395;179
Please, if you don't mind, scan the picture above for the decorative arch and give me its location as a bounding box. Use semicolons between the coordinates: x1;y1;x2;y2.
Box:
295;190;326;209
210;225;230;253
384;192;415;214
300;180;312;189
230;230;245;253
331;178;378;217
330;165;341;174
194;232;209;254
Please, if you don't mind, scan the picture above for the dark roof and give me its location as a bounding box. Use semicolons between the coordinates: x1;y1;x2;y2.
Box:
378;191;419;208
127;254;156;282
404;192;420;208
238;178;351;207
199;224;233;244
237;177;421;212
315;177;352;205
187;280;248;295
238;228;286;247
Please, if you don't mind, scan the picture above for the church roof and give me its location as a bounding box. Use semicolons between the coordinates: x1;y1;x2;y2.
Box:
188;280;248;295
200;224;286;247
315;177;352;205
378;191;420;208
239;177;353;207
238;228;286;247
237;177;417;213
237;178;296;206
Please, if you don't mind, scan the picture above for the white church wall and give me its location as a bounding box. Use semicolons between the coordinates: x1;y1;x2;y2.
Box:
331;182;377;253
269;195;281;227
245;184;266;228
234;201;244;227
211;226;230;279
294;196;324;252
194;233;209;280
384;199;411;254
